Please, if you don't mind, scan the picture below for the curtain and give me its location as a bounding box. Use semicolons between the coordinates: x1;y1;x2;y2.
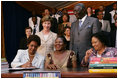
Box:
2;1;32;67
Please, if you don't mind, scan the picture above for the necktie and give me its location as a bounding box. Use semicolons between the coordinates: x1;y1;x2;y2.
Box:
79;20;82;28
33;26;36;35
99;21;102;29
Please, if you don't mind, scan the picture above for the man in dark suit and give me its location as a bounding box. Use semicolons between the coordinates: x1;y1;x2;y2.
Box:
97;11;111;32
70;3;101;65
95;5;111;23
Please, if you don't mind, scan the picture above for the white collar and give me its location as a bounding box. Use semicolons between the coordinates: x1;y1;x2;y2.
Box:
99;19;103;21
111;10;117;13
79;15;87;24
113;10;117;12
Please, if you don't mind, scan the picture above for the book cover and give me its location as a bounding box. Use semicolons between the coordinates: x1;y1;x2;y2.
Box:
89;69;117;73
89;64;117;67
90;57;117;64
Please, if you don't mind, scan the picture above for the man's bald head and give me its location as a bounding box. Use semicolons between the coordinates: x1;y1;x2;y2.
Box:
75;3;85;10
74;3;86;19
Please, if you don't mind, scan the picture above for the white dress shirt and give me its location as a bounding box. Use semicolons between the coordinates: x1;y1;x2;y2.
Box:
99;19;104;27
109;10;117;23
52;14;61;23
11;49;45;68
28;16;41;34
79;15;87;26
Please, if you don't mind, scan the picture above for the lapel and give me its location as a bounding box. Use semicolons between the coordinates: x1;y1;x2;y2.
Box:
79;16;90;31
40;31;45;42
24;49;30;62
75;20;79;31
32;53;39;65
40;31;53;43
102;20;104;28
102;20;105;29
46;31;53;42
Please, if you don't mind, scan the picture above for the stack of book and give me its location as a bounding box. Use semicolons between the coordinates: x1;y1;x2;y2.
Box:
1;58;9;72
23;71;61;78
89;57;117;73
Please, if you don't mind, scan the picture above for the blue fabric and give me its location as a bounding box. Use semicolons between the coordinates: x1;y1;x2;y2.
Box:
2;1;31;67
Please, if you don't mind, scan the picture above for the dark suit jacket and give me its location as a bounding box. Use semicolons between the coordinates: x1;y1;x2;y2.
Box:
110;27;117;47
70;16;101;64
19;37;28;49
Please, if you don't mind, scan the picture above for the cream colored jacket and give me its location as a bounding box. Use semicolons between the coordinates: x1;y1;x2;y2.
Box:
36;31;57;57
11;49;45;68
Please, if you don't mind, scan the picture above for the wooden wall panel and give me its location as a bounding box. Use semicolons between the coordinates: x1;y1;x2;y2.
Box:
16;1;52;15
1;2;6;58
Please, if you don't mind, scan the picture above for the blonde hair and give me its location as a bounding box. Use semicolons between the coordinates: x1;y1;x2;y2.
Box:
41;15;52;23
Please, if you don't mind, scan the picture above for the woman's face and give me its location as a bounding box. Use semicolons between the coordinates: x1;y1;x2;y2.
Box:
28;41;38;54
64;28;70;36
91;37;104;51
42;21;51;31
62;15;68;22
87;7;92;13
55;38;65;51
25;29;32;37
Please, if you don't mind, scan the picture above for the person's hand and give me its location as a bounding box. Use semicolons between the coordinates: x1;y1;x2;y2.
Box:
47;64;60;70
21;61;32;68
85;48;93;59
84;48;93;63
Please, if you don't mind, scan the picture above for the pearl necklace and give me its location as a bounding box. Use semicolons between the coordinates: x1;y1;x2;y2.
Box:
29;53;35;56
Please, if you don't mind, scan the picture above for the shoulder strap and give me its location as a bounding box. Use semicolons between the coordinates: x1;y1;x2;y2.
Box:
67;50;74;68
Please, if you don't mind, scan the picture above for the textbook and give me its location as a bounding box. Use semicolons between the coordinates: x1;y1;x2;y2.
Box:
89;67;117;69
89;64;117;67
89;69;117;73
90;57;117;64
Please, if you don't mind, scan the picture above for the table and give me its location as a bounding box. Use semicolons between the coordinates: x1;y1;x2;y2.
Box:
1;66;117;78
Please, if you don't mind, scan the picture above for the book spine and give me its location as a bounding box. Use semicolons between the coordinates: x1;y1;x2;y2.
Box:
89;67;117;69
89;64;117;67
90;57;101;61
89;69;117;73
90;61;117;64
90;57;117;61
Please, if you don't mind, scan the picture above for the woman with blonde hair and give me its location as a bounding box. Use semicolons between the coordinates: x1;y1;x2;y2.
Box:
36;15;57;56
